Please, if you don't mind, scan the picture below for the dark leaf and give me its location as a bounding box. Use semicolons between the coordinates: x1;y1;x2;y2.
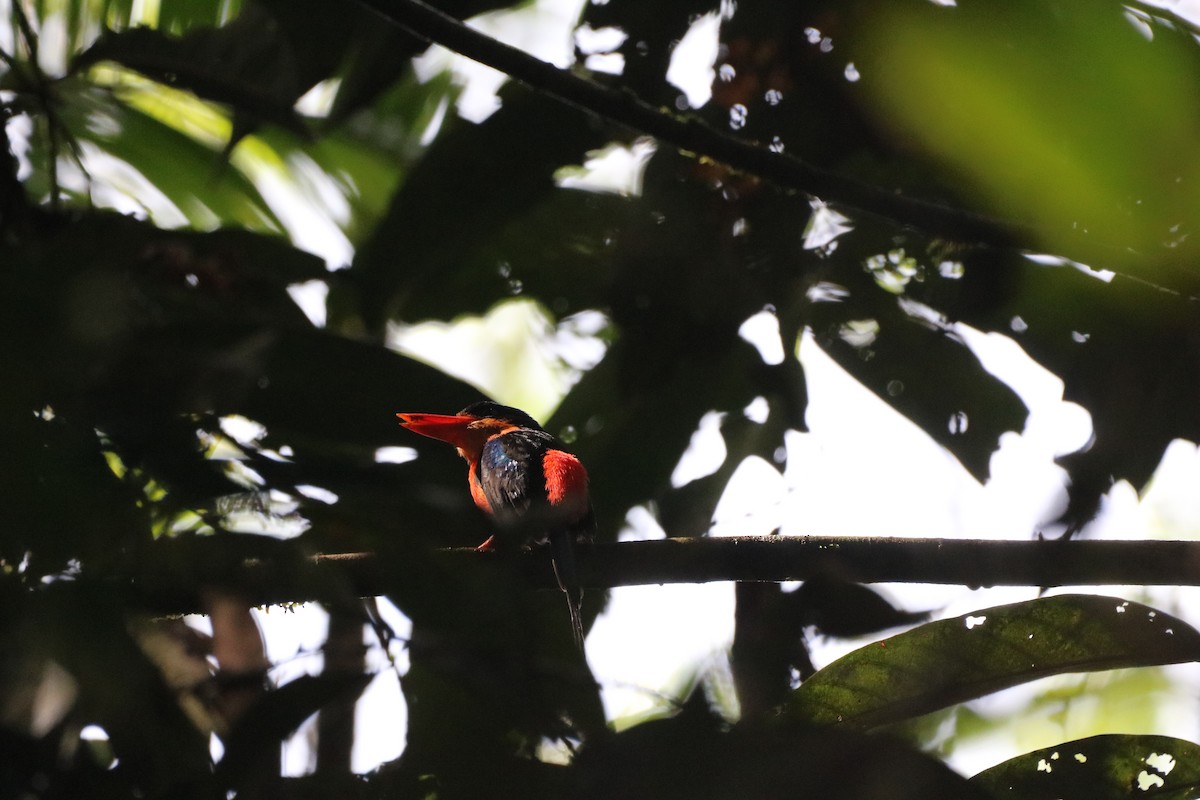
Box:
790;576;931;639
732;583;809;720
28;584;215;796
384;538;607;794
785;595;1200;729
934;248;1200;529
972;734;1200;800
350;86;612;328
573;701;995;800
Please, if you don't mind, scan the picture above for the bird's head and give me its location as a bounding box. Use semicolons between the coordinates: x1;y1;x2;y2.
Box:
396;402;544;463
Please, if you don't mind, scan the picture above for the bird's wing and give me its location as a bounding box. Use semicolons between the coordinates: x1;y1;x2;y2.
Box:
477;429;554;518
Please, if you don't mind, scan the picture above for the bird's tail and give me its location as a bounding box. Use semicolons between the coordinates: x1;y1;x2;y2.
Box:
550;529;586;652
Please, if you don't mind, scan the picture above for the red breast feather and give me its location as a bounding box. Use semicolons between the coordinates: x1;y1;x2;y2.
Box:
542;448;590;523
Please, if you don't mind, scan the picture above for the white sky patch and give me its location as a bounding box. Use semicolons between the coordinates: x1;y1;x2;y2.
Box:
792;331;1033;540
5;112;33;180
588;508;736;723
954;324;1093;458
671;411;727;487
1082;441;1200;542
294;78;340;118
375;446;418;465
575;22;628;74
1139;441;1200;536
803;202;854;251
413;0;587;123
575;24;627;54
1146;751;1176;774
286;152;352;228
68;142;193;227
80;724;109;742
666;12;720;108
584;52;626;74
31;10;70;75
550;309;610;373
590;581;736;724
744;396;769;423
295;484;339;505
556;138;657;196
710;456;787;538
739;309;785;365
287;280;328;328
252;604;331;777
353;598;412;772
240;161;353;268
219;414;268;447
899;296;949;330
1149;0;1200;26
1137;771;1166;791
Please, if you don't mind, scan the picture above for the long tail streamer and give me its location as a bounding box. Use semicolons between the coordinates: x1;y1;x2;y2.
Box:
550;530;586;652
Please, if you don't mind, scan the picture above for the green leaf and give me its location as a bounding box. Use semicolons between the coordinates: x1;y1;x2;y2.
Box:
784;595;1200;730
46;80;284;230
158;0;245;33
253;123;408;248
972;734;1200;800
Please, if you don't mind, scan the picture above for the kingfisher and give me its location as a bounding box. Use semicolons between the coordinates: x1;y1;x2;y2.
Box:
396;401;592;650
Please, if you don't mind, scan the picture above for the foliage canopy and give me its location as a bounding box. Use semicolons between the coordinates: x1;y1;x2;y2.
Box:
4;0;1200;797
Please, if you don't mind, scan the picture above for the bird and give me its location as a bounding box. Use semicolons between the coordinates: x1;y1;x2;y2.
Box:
396;401;592;651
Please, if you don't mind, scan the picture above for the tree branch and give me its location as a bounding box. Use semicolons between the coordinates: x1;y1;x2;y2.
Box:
353;0;1030;248
127;536;1200;614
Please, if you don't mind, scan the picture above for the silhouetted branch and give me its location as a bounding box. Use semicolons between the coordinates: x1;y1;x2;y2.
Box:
126;536;1200;614
354;0;1029;248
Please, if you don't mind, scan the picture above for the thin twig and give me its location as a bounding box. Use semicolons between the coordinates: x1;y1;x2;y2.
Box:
354;0;1030;248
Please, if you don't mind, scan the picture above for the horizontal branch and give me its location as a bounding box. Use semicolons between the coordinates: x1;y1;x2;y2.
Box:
355;0;1028;248
127;536;1200;614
